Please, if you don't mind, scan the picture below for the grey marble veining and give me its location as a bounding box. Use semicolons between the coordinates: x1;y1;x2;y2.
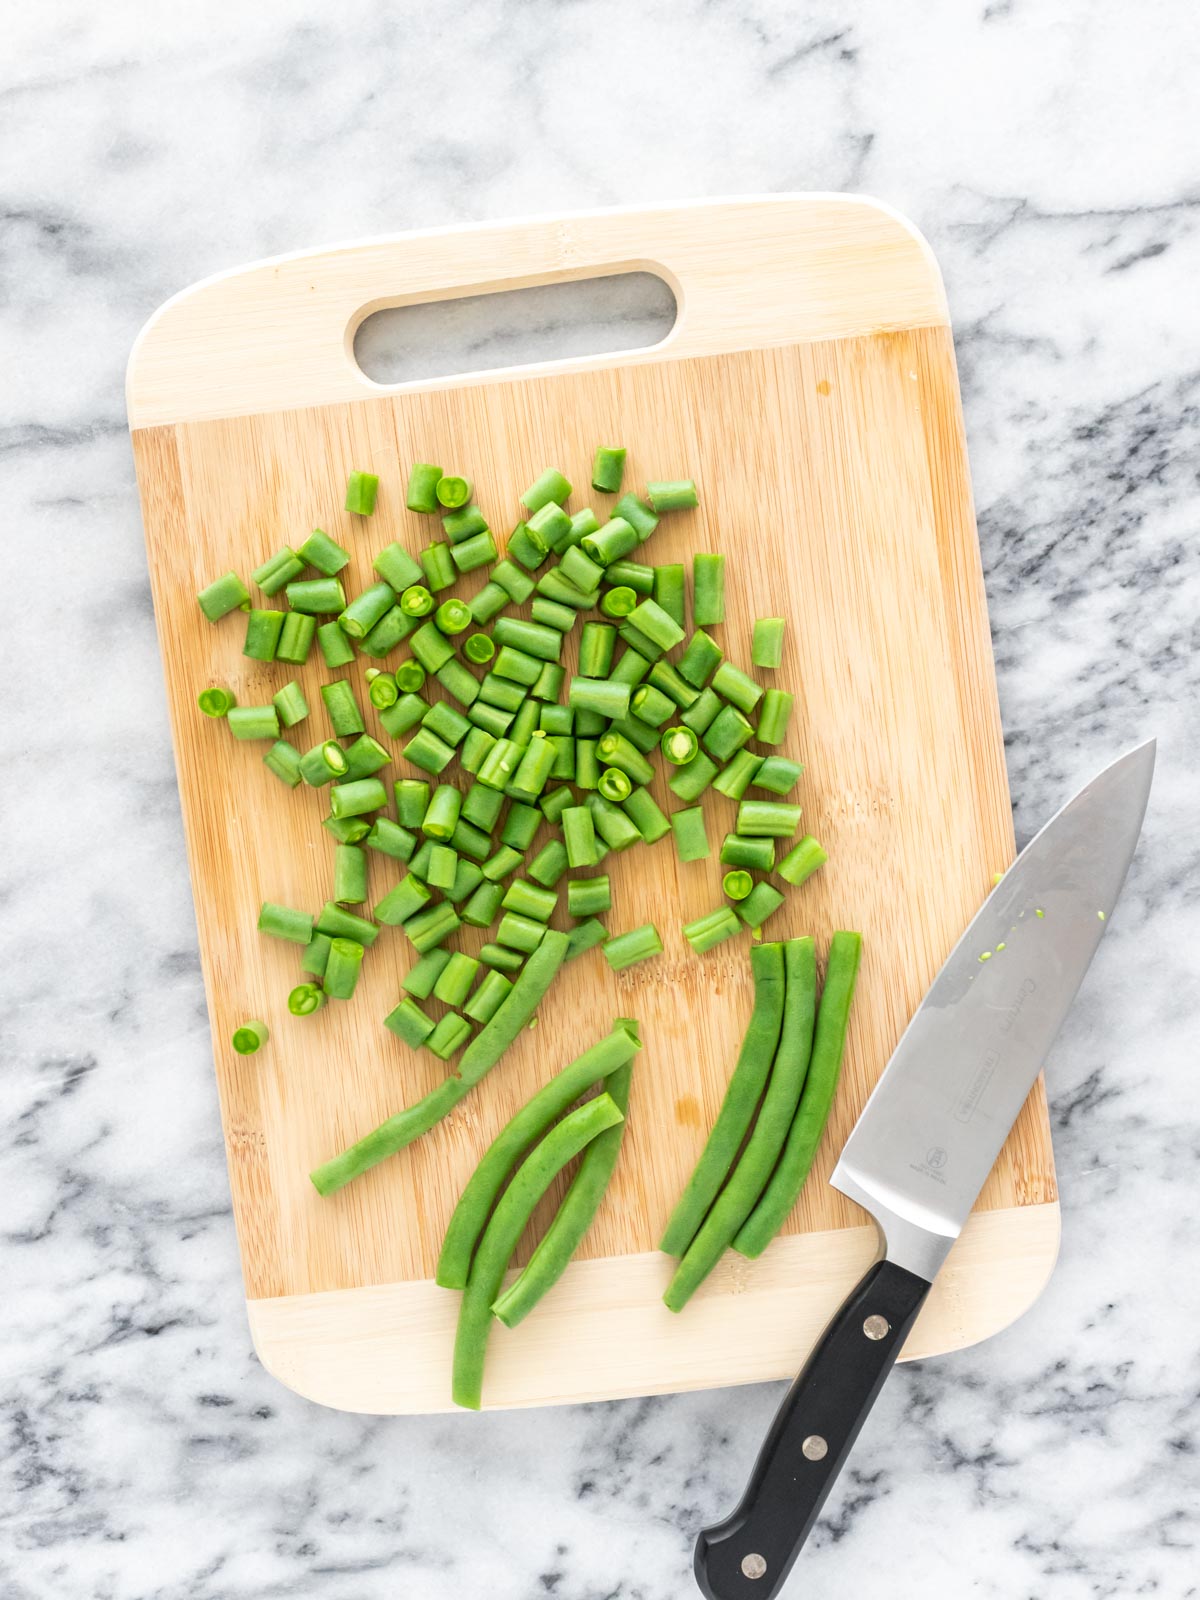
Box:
2;2;1198;1596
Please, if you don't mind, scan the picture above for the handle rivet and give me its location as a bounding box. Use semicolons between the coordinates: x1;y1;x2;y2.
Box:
863;1314;890;1340
741;1553;768;1580
801;1434;828;1461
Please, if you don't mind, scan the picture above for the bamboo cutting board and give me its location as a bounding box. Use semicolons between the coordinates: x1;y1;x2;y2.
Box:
128;197;1058;1414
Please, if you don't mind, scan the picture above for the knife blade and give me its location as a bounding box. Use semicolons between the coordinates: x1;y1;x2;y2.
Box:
694;741;1155;1600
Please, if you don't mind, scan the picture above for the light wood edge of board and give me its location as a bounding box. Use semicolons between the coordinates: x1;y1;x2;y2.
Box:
125;193;949;429
245;1200;1060;1416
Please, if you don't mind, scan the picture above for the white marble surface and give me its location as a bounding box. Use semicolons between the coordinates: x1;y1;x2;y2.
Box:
3;2;1199;1596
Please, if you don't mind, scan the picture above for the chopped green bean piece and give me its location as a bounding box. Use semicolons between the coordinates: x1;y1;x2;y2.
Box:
435;951;482;1008
692;553;725;626
668;751;719;803
671;806;709;863
345;471;379;515
402;947;453;999
721;833;776;871
263;739;303;787
528;838;569;888
591;446;626;494
621;785;671;844
661;725;699;765
324;937;365;999
606;558;654;594
752;616;786;669
468;581;508;625
522;467;572;512
243;608;284;661
566;917;609;959
757;688;794;746
378;692;428;739
385;996;436;1047
682;906;741;952
232;1020;269;1055
568;875;611;917
316;903;379;946
754;756;804;795
613;492;658;543
334;844;368;905
479;942;524;972
406;463;443;514
778;834;828;887
318;620;355;668
628;597;684;653
737;800;802;837
464;968;514;1025
419;541;456;592
197;685;236;718
604;924;663;972
198;570;250;621
427;1011;472;1060
704;703;754;763
374;542;424;592
276;611;316;665
442;503;489;543
227;704;280;741
712;750;763;801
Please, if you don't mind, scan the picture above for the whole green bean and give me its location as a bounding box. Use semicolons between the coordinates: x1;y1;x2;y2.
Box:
437;1023;641;1289
451;1093;625;1409
735;932;862;1257
659;941;785;1257
665;939;816;1309
493;1055;633;1328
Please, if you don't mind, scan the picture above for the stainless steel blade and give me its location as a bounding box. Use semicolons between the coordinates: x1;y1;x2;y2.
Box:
832;740;1155;1281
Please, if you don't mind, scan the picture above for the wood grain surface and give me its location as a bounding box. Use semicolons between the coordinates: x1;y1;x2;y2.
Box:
129;199;1058;1412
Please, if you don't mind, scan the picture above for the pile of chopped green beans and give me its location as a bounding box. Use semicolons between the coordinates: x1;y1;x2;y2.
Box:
196;450;828;1184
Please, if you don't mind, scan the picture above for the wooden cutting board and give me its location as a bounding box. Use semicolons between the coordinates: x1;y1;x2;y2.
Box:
128;197;1058;1414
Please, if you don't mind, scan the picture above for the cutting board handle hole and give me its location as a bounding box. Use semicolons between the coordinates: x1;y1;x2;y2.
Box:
352;272;677;386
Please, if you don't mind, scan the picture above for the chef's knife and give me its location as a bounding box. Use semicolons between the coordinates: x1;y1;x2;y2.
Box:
695;740;1155;1600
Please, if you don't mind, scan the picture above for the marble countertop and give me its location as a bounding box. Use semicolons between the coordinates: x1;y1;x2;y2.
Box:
3;3;1197;1596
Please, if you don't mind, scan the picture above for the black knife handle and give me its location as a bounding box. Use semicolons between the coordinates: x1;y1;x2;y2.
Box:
694;1259;932;1600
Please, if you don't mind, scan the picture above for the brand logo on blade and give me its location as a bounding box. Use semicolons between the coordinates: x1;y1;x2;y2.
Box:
909;1146;949;1185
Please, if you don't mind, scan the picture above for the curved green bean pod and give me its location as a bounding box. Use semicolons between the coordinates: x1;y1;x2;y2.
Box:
658;941;785;1257
437;1022;641;1289
451;1093;625;1409
493;1055;632;1328
664;939;816;1310
734;931;862;1257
